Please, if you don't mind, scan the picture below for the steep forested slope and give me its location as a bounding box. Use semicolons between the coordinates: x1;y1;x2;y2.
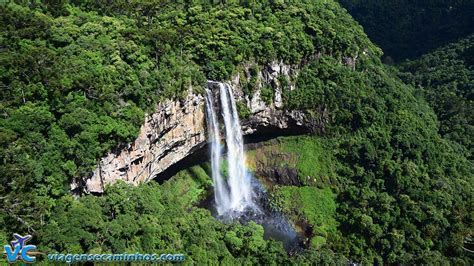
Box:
339;0;474;61
284;55;472;264
0;0;374;233
0;1;472;264
399;35;473;158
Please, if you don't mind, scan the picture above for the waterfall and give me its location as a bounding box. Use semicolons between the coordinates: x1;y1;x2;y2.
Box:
204;89;229;214
219;83;255;212
205;83;300;249
205;82;256;216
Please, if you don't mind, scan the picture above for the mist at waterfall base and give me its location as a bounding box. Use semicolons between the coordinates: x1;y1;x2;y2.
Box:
204;82;302;251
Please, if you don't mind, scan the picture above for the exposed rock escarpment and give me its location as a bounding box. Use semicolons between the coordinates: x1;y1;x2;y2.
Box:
76;62;328;193
73;91;207;193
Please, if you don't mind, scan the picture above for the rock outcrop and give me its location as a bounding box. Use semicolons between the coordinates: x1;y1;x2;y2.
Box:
74;90;207;193
76;61;328;193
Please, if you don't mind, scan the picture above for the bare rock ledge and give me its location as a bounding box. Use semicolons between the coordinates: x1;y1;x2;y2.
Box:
75;62;328;193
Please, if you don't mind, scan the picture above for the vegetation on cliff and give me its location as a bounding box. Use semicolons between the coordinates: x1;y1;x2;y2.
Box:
398;35;474;157
288;54;472;263
0;0;472;264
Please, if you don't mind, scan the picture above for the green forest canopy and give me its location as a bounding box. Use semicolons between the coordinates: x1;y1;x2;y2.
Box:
339;0;474;61
0;0;472;264
399;35;474;158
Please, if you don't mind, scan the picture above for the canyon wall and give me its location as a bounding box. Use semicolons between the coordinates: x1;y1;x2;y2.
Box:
75;62;328;193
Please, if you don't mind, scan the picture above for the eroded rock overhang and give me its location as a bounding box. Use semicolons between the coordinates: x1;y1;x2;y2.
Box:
74;61;329;193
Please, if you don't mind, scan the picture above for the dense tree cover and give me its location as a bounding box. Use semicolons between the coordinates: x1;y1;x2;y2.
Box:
72;0;379;80
339;0;474;61
38;171;294;265
0;4;159;241
0;0;472;264
0;0;376;264
282;55;473;263
398;35;473;158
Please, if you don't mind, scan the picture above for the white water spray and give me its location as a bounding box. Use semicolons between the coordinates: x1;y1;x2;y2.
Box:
205;82;256;216
205;83;299;249
205;89;229;214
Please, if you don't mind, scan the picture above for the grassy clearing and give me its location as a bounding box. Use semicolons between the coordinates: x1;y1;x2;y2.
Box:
245;136;337;187
270;186;338;250
279;136;336;185
163;165;212;208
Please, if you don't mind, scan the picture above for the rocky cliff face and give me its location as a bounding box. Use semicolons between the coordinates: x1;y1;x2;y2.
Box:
76;61;328;193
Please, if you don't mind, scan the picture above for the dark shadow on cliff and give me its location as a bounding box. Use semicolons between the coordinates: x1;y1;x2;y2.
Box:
153;125;311;184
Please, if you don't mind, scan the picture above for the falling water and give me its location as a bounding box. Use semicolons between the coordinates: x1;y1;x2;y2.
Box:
204;89;229;214
205;82;256;216
219;83;255;213
205;82;301;250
